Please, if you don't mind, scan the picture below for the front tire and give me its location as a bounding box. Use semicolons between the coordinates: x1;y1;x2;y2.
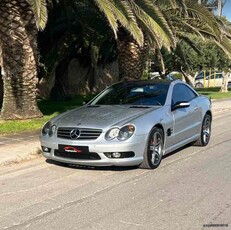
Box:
139;127;164;169
193;114;211;146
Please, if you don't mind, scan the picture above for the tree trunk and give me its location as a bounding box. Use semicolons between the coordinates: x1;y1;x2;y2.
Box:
0;44;3;107
0;0;42;119
220;72;228;93
117;32;148;81
180;68;194;86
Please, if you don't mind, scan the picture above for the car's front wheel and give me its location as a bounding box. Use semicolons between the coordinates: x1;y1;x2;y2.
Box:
193;114;211;146
140;127;164;169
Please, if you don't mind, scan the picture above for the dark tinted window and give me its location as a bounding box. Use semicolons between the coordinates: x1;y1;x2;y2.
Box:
92;82;170;106
210;73;223;79
195;71;210;80
195;71;222;80
172;84;197;105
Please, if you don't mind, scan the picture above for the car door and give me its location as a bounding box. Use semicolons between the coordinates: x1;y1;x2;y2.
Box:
215;73;223;87
171;83;202;145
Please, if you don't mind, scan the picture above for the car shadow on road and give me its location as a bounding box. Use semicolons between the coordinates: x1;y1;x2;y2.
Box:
46;159;138;171
162;143;192;159
45;143;193;171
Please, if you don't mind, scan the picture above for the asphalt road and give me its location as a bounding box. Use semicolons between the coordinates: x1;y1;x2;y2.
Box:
0;111;231;230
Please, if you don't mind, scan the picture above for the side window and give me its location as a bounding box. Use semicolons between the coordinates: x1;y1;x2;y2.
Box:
216;74;222;79
172;84;197;105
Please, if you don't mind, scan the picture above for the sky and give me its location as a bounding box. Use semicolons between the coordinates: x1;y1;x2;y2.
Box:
222;0;231;20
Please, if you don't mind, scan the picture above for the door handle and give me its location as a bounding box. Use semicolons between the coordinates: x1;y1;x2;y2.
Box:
194;107;199;111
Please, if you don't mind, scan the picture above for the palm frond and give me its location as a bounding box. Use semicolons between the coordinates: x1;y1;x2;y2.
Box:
94;0;118;39
27;0;48;30
174;43;191;70
177;34;201;54
111;0;144;46
130;0;176;49
173;17;206;40
215;37;231;59
155;0;186;9
185;0;221;39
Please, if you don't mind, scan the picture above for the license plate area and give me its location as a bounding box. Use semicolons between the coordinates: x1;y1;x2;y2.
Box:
54;145;100;160
58;145;89;154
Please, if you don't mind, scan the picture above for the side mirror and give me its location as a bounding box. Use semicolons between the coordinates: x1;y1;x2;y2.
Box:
172;101;190;111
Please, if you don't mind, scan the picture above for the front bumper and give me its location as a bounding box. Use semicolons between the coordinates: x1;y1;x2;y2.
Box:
40;135;146;167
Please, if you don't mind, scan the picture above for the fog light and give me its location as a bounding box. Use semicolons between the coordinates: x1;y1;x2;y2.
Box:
112;152;122;158
42;146;51;153
104;151;135;159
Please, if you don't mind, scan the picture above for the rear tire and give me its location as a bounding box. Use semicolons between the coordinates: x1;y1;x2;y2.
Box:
195;82;203;88
139;127;164;169
193;114;211;146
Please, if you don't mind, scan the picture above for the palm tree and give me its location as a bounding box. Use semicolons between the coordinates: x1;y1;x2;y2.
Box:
94;0;230;81
38;0;177;86
0;0;47;119
151;0;231;83
94;0;176;80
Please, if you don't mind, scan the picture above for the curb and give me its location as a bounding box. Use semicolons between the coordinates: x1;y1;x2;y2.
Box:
0;148;42;167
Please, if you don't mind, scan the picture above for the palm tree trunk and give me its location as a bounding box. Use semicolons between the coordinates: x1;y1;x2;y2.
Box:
117;32;149;81
0;0;42;119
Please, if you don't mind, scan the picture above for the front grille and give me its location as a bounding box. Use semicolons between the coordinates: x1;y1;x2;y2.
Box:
54;150;101;160
57;127;102;140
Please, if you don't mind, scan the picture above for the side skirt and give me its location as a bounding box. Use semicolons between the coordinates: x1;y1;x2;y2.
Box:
163;134;200;155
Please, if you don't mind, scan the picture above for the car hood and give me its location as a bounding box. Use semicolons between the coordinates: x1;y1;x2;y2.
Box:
54;105;159;129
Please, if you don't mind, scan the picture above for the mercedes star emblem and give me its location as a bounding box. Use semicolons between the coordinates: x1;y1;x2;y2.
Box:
70;129;81;139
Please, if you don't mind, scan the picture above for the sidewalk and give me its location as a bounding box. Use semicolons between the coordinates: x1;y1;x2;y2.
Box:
0;99;231;167
0;131;41;166
211;98;231;114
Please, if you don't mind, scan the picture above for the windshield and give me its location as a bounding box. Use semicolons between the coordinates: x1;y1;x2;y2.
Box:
91;82;170;106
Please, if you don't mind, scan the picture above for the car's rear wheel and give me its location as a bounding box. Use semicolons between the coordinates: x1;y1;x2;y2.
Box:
195;82;204;88
193;114;211;146
139;127;164;169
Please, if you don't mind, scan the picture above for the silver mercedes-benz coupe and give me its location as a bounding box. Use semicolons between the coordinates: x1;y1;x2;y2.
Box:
40;80;212;169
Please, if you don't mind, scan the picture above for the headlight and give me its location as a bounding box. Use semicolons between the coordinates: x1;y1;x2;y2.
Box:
49;125;57;136
118;125;135;141
105;125;135;141
105;128;120;140
42;122;56;137
42;121;51;136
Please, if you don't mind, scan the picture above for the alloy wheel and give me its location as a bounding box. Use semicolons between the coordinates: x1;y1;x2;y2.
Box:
150;131;163;166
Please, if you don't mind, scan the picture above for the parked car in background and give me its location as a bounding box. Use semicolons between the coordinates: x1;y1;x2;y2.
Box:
149;71;181;81
40;80;212;170
194;72;231;88
149;72;160;79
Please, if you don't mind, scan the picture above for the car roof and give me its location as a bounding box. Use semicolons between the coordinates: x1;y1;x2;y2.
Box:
115;79;174;86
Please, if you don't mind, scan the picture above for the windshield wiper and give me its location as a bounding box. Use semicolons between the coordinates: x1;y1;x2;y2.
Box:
87;105;100;108
129;105;151;109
